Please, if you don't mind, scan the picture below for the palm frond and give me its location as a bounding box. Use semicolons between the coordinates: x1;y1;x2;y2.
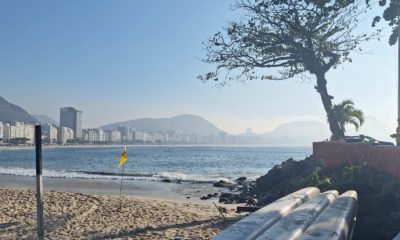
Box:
347;117;361;131
331;99;365;133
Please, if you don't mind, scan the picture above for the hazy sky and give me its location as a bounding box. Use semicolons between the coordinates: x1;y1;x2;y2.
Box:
0;1;397;135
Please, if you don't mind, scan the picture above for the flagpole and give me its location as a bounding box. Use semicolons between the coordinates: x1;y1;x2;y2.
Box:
119;164;124;207
117;145;127;209
35;125;44;240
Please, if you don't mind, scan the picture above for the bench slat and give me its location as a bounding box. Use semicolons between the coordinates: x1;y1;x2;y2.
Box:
212;187;320;240
299;190;358;240
255;190;339;240
393;232;400;240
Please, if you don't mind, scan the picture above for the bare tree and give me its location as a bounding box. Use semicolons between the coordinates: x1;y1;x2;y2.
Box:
199;0;372;140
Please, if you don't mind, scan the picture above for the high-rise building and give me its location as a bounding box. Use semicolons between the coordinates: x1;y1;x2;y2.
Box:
43;124;58;144
2;123;11;140
0;122;3;140
60;107;82;139
118;126;130;142
57;126;74;144
105;130;121;143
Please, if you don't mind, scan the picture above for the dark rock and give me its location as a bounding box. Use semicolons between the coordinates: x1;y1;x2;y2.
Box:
235;177;247;182
200;193;218;200
220;193;234;198
218;192;248;204
253;156;325;205
246;198;258;206
213;180;234;188
162;178;172;183
236;206;261;213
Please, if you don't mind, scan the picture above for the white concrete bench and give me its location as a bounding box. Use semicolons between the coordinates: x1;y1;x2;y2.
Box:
213;187;357;240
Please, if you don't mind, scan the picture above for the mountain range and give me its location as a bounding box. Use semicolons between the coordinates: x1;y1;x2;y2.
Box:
0;95;394;145
101;114;336;145
261;121;331;145
101;114;222;136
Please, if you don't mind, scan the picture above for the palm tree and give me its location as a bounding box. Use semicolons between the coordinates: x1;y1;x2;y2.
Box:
332;100;365;134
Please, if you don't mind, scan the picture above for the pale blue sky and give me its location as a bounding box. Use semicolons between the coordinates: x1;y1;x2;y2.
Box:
0;0;397;136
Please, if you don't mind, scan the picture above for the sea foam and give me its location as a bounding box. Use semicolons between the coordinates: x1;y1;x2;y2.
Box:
0;167;230;183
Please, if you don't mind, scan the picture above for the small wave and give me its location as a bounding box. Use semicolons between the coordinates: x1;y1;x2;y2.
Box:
155;172;231;183
77;171;153;178
0;167;230;184
0;167;156;181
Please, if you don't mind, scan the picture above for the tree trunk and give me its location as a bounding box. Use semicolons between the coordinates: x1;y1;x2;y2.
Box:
315;72;344;140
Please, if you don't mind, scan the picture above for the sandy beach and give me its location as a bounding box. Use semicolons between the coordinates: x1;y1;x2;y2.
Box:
0;188;243;240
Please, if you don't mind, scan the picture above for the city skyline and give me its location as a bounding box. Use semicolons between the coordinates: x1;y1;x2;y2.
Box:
0;0;397;137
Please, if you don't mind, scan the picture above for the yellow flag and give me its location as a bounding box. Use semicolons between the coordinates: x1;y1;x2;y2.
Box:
117;146;127;168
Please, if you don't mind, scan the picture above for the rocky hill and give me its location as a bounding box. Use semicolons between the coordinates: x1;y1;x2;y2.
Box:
261;121;330;145
33;114;58;125
0;96;37;123
101;114;224;135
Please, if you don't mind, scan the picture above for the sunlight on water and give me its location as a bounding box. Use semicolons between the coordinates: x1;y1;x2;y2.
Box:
0;146;311;183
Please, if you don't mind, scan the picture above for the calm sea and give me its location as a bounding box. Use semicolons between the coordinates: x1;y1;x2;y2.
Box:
0;146;311;183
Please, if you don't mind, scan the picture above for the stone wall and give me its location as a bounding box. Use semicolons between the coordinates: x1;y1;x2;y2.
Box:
313;141;400;178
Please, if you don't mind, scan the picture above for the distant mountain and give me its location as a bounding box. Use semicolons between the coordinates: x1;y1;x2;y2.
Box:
0;96;37;123
346;115;393;142
33;114;58;126
260;121;331;146
101;114;224;135
256;117;395;146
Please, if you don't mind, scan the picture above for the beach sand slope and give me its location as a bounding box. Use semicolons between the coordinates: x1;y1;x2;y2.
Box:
0;188;242;240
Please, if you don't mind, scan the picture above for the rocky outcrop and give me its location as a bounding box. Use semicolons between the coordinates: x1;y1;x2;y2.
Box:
241;156;400;240
251;157;325;204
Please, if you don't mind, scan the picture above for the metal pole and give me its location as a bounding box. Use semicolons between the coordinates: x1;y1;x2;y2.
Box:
35;125;44;240
396;6;400;146
119;164;124;208
392;6;400;146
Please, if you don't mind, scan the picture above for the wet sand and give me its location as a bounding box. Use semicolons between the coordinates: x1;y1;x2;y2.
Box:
0;174;226;201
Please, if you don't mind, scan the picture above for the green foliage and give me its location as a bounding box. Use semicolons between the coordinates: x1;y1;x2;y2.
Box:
306;166;332;190
371;0;400;45
199;0;372;83
332;99;365;133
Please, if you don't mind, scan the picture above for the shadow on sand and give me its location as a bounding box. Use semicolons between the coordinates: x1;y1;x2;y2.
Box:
0;213;74;240
89;216;240;239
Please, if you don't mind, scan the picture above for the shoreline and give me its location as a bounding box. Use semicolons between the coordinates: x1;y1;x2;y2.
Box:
0;174;229;202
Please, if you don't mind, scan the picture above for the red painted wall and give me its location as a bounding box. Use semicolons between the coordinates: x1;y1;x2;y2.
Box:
313;141;400;178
